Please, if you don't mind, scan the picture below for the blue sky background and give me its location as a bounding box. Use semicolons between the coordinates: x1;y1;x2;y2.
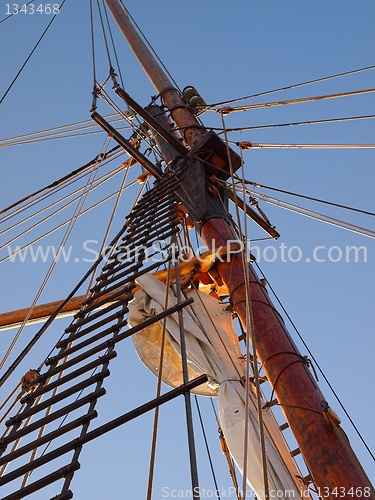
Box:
0;1;374;497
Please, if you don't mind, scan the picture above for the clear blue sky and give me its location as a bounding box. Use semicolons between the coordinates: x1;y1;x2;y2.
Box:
0;1;374;497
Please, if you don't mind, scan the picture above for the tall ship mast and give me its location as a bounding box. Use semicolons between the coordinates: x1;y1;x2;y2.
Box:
0;1;373;499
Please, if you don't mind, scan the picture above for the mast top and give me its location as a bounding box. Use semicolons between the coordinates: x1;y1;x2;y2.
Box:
104;0;173;95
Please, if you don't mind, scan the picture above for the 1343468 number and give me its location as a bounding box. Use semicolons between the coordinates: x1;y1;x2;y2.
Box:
5;4;60;15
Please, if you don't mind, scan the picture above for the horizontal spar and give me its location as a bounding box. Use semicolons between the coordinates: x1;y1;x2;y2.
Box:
0;249;232;331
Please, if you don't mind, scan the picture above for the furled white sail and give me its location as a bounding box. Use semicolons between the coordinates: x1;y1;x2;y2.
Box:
128;274;308;499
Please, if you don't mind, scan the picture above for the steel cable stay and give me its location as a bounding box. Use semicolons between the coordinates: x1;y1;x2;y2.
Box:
194;396;222;500
14;166;142;490
0;137;109;373
243;190;375;239
232;179;375;218
170;114;375;139
221;117;333;495
202;64;375;109
253;262;375;463
0;172;153;424
96;86;163;161
211;87;375;114
0;114;129;149
0;177;141;265
0;0;36;24
217;174;374;239
0;95;375;149
0;146;124;223
0;159;140;253
218;112;271;498
0;161;128;241
0;122;129;147
146;260;173;500
209;114;375;133
230;177;375;484
0;0;67;106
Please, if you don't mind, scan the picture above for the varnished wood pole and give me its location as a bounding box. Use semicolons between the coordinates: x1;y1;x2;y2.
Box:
104;0;206;147
200;219;374;497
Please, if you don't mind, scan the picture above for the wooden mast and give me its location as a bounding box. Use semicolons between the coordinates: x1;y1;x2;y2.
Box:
106;1;374;497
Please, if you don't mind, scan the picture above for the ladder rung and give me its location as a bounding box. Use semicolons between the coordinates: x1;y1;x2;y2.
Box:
0;411;97;466
290;447;301;457
6;372;109;426
2;462;80;500
279;422;289;431
1;389;106;447
0;460;80;493
21;356;112;403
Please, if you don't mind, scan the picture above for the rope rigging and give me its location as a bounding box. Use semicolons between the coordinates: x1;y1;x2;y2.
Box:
0;0;35;24
9;166;144;486
0;146;119;216
0;176;141;265
0;161;126;237
246;190;375;239
222;114;271;499
96;0;115;76
0;164;139;255
119;0;181;92
0;137;109;372
0;114;129;149
236;179;375;218
211;113;375;133
102;0;125;89
146;261;173;500
207;148;374;240
254;262;375;463
0;148;126;230
0;0;67;106
194;396;223;500
0;178;149;390
203;64;375;109
214;87;375;114
0;3;373;497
